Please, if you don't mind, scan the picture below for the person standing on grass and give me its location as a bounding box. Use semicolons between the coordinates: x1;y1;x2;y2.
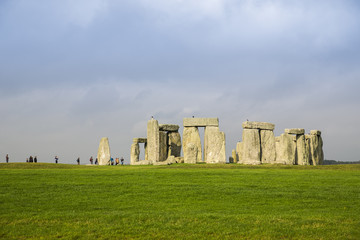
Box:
115;158;119;165
34;156;37;163
110;157;114;165
121;157;124;165
6;154;9;163
29;156;33;163
95;158;98;165
55;156;58;164
76;157;80;165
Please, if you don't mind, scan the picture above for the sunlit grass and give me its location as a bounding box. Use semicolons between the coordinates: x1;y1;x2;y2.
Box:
1;163;359;239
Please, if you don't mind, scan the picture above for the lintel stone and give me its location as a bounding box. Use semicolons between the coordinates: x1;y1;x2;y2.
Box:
242;121;275;130
133;138;147;143
310;130;321;136
183;118;219;127
159;124;179;132
285;128;305;135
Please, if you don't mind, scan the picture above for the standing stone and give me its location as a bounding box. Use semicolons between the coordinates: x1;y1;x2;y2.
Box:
276;133;296;165
183;127;202;163
147;119;159;164
185;143;199;164
232;149;238;163
260;130;276;164
130;142;140;165
205;126;226;164
296;135;309;165
305;135;311;165
159;131;168;162
168;132;182;157
236;142;243;164
242;128;261;165
144;142;148;161
309;130;323;165
97;137;111;165
275;136;282;164
319;135;324;165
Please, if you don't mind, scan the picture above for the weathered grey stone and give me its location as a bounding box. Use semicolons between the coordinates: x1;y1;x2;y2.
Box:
232;149;237;163
309;133;324;165
275;136;281;164
132;160;151;165
242;121;275;130
204;126;226;164
183;127;202;163
133;138;147;143
242;128;261;164
296;135;309;165
305;135;311;165
285;128;305;135
144;142;148;161
310;130;322;136
260;130;276;164
309;134;319;165
159;131;168;162
168;132;181;157
236;142;243;163
183;118;219;127
319;135;324;165
276;133;296;165
97;137;111;165
184;142;199;164
175;157;184;163
147;119;159;164
130;143;140;165
159;124;180;132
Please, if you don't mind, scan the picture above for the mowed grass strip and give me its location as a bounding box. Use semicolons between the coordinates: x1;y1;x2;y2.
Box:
0;163;359;239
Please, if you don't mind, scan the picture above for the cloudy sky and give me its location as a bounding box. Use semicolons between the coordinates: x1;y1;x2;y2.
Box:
1;0;360;164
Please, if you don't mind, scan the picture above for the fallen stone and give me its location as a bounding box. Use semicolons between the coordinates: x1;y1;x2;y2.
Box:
132;160;151;165
97;137;111;165
183;118;219;127
285;128;305;135
260;130;276;164
159;124;180;132
242;121;275;130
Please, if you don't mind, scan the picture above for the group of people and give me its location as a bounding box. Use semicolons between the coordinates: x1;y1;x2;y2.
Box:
109;157;124;165
26;156;38;163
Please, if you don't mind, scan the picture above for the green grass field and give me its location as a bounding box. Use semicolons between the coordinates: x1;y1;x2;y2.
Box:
1;163;359;239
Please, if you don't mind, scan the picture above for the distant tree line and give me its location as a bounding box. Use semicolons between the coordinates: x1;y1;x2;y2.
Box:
323;159;360;165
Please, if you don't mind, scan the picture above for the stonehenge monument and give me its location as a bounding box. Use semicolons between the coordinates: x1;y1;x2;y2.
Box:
183;118;226;164
97;137;111;165
130;118;182;165
130;118;324;166
235;121;324;165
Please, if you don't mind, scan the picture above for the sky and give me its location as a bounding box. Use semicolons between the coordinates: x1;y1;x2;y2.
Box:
1;0;360;164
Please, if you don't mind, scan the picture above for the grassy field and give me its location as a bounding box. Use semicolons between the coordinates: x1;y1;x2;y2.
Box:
0;163;359;239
